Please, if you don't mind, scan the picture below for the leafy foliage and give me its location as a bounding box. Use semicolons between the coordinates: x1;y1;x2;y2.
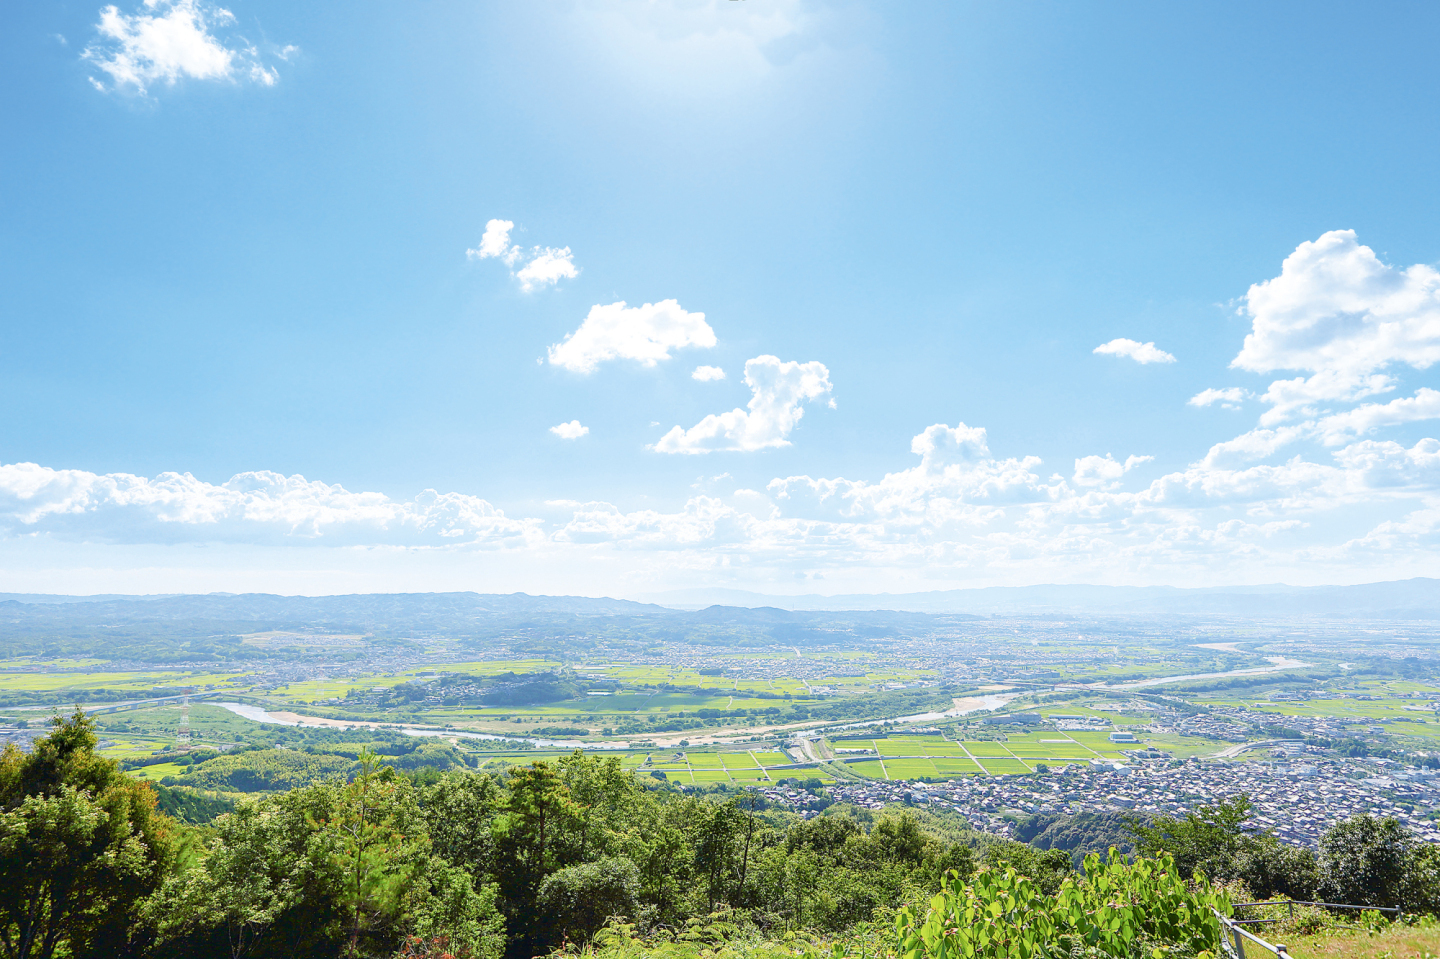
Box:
891;852;1228;959
8;717;1440;959
0;710;175;959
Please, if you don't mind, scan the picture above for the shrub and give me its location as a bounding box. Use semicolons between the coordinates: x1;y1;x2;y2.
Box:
891;851;1229;959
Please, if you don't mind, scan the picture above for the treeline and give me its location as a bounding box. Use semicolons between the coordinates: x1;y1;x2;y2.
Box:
6;711;1440;959
1130;794;1440;910
121;738;476;793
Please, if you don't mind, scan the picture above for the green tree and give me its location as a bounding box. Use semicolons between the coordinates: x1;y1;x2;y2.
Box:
333;752;430;957
401;861;505;959
1234;835;1318;901
1318;815;1414;908
145;785;349;959
1127;795;1252;881
419;771;502;874
0;710;175;959
556;751;635;863
491;763;579;957
535;856;640;948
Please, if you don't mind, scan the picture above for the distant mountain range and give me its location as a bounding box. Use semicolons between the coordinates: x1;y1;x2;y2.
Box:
636;579;1440;618
0;580;1436;663
0;591;660;629
0;579;1435;636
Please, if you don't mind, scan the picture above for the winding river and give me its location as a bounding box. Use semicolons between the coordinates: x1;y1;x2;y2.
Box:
211;655;1311;749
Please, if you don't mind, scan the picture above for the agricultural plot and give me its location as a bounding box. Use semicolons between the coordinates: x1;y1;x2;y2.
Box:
960;742;1014;757
96;738;167;759
973;757;1032;775
883;759;936;778
0;670;200;692
690;768;732;783
1058;731;1129;748
846;760;888;779
648;763;693;783
130;762;189;780
924;744;968;758
1144;734;1227;759
873;738;928;756
727;767;770;782
685;752;727;767
1005;742;1094;760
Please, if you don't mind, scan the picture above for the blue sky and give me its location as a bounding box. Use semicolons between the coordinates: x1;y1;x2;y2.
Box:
3;1;1440;596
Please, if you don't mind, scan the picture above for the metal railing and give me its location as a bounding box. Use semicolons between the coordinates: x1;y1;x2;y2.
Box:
1214;909;1291;959
1232;899;1402;923
1215;901;1404;958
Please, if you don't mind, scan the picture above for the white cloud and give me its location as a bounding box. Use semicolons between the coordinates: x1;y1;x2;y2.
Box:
1181;231;1440;473
83;0;280;94
1093;338;1176;364
0;463;541;548
515;248;578;291
692;365;726;382
1255;370;1395;426
467;219;518;264
1198;425;1313;469
549;420;590;440
1073;454;1153;489
1188;387;1252;410
1235;229;1440;379
654;356;831;454
14;229;1440;590
467;219;578;290
549;300;716;373
1315;388;1440;446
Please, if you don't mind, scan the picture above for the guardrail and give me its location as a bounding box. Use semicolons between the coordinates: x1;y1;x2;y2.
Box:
1216;901;1404;958
1232;899;1403;923
1214;909;1291;959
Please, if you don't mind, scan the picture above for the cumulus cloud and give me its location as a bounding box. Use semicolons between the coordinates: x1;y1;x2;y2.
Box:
654;356;831;454
13;229;1440;587
1199;425;1312;469
1073;454;1153;489
467;219;518;264
549;300;716;373
1184;231;1440;469
0;463;541;548
84;0;280;94
515;248;579;291
1314;388;1440;446
692;365;726;382
549;420;590;440
1255;370;1395;426
1235;229;1440;380
1093;338;1176;364
467;219;578;291
1189;387;1252;410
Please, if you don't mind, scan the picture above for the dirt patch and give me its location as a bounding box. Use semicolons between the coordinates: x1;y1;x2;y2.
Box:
266;710;388;729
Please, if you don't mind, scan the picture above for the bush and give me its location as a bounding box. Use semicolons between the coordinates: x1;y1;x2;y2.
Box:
536;856;642;948
1319;815;1414;909
891;851;1229;959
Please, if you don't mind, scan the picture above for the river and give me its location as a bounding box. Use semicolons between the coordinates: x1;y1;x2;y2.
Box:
211;655;1310;748
211;702;626;750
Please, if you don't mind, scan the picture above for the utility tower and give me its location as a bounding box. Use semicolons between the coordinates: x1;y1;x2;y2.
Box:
176;688;192;751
